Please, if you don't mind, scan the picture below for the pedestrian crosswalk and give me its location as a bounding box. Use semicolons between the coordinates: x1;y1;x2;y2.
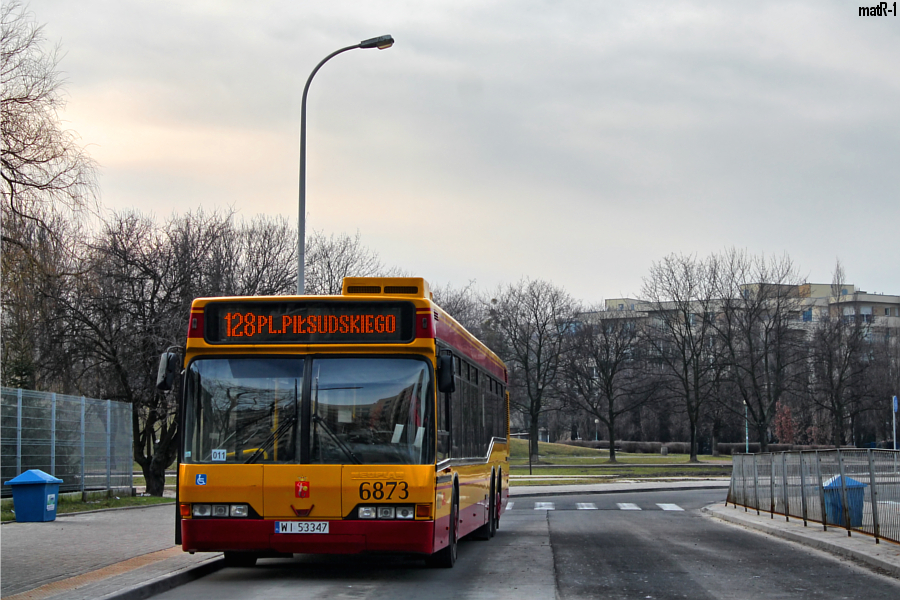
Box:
505;501;687;512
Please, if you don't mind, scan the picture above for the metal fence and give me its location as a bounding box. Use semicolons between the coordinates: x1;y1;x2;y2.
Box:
728;450;900;545
1;388;132;496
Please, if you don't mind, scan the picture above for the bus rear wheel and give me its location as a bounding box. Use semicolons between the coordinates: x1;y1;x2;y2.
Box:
223;551;258;568
486;477;497;538
475;477;497;540
493;471;502;532
426;492;458;568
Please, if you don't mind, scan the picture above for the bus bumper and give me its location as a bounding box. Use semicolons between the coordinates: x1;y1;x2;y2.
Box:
181;519;435;555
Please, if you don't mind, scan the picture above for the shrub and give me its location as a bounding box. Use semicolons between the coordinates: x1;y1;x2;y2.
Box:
662;442;690;454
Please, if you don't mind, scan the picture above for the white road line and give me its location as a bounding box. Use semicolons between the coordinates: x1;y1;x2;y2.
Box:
617;503;641;511
576;503;598;510
534;502;555;510
506;502;514;510
657;503;684;511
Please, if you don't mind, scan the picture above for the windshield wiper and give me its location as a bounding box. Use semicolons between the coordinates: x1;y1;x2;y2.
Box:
245;414;296;464
312;414;361;464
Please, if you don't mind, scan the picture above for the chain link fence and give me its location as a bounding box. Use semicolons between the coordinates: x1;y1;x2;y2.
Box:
728;450;900;545
1;388;133;496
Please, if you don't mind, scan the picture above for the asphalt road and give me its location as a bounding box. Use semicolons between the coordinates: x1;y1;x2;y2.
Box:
152;489;900;599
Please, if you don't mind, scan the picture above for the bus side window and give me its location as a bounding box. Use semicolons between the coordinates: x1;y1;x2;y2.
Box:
437;382;450;461
451;367;462;458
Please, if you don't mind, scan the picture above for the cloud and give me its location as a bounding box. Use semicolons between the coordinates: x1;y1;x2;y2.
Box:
31;0;900;299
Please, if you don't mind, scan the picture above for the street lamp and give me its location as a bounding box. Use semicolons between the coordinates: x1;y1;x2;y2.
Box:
594;418;599;442
297;35;394;294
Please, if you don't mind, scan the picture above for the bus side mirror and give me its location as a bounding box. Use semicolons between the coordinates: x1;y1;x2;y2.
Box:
438;354;455;394
156;352;179;391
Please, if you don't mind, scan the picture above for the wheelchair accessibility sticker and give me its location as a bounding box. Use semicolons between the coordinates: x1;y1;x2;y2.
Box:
196;474;207;486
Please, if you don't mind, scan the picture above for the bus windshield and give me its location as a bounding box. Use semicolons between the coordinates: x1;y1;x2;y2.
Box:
182;357;434;465
310;358;433;465
183;358;302;464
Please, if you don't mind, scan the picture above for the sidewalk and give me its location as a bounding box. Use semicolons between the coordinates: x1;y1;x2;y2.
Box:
0;504;222;600
703;502;900;578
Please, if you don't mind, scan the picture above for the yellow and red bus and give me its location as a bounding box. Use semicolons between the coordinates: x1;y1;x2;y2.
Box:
159;277;509;567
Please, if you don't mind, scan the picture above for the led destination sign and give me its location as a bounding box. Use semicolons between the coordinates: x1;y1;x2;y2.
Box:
204;301;415;344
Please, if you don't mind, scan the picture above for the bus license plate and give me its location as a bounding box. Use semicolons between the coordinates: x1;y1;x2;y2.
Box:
275;521;329;534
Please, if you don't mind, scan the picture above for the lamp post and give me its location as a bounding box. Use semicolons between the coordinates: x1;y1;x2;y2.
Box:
595;418;599;442
744;400;749;454
297;35;394;295
893;395;897;451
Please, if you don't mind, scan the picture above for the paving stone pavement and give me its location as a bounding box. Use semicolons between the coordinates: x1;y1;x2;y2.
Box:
0;503;218;599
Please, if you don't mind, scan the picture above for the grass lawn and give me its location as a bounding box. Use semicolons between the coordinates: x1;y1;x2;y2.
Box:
509;438;732;465
132;474;177;487
2;495;174;522
511;479;604;486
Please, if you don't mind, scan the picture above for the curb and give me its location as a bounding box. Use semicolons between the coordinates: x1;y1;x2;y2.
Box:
55;501;176;518
95;555;225;600
702;505;900;579
1;501;175;525
510;483;730;498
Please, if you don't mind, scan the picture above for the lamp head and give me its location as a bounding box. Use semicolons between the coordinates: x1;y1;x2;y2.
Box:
360;35;394;49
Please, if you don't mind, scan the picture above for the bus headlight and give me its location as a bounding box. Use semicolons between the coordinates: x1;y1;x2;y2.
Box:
357;505;420;519
190;503;249;518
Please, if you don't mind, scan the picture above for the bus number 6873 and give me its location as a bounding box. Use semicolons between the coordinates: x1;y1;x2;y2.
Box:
359;481;408;500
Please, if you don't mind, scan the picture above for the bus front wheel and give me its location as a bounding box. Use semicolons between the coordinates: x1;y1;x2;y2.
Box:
427;492;458;568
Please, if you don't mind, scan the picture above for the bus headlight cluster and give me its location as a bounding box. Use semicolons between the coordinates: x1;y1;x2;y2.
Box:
358;505;415;519
192;503;249;518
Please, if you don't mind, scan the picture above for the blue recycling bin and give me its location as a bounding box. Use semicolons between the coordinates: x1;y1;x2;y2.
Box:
823;475;867;527
4;469;63;522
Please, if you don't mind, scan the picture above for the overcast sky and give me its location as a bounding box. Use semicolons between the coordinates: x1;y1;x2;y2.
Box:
28;0;900;301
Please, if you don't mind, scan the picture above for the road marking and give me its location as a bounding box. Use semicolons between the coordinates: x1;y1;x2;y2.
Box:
657;503;684;511
617;503;641;510
534;502;555;510
506;502;514;510
576;503;598;510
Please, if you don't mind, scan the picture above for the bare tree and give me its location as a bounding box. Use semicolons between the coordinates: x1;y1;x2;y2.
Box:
487;279;579;462
1;1;96;251
641;254;721;462
807;262;875;446
2;1;96;389
61;209;243;494
0;210;79;389
207;213;296;296
714;250;806;452
431;280;486;338
563;306;656;462
304;230;393;295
